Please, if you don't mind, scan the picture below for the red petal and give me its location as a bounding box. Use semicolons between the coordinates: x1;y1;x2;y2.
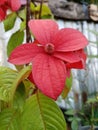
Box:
66;61;84;69
53;51;84;63
28;72;35;84
0;7;6;20
28;20;58;46
0;0;7;5
32;54;66;100
66;50;87;69
8;0;21;11
53;28;88;51
8;43;44;65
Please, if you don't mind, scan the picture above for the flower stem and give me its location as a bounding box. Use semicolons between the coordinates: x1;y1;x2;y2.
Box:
26;0;31;42
39;0;44;19
90;103;95;130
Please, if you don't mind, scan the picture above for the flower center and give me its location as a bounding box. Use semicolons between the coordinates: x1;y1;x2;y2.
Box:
45;43;54;54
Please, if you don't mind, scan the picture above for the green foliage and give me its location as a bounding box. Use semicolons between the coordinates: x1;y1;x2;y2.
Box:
0;67;18;102
3;12;17;31
86;97;98;104
30;2;35;12
20;21;26;31
18;8;26;20
18;9;26;31
7;30;24;57
89;30;98;36
0;66;31;102
0;91;67;130
30;3;53;19
62;74;72;99
65;97;98;129
69;0;98;4
21;91;67;130
71;118;79;130
13;82;26;111
66;74;73;89
65;109;75;116
65;109;81;130
0;108;21;130
35;4;53;19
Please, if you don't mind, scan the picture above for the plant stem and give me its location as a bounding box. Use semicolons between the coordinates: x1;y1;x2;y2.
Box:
90;103;95;130
39;0;44;19
26;0;31;42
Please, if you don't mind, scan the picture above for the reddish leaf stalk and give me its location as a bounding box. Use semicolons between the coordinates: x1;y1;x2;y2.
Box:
26;0;31;42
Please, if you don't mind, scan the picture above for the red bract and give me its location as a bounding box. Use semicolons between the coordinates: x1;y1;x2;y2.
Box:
7;0;21;11
8;20;88;100
0;0;8;20
0;0;21;20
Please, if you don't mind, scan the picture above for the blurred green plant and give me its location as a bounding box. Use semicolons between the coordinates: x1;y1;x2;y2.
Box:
65;96;98;130
69;0;98;4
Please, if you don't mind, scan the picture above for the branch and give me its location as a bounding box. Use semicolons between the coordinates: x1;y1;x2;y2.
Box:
39;0;44;19
26;0;31;43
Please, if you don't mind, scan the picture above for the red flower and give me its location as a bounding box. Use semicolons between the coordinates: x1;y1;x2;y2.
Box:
0;0;21;20
8;20;88;100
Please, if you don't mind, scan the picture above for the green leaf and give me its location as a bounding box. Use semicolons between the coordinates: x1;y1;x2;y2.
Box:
0;67;18;101
30;2;35;12
3;12;17;31
88;29;98;36
7;30;24;57
15;65;24;71
13;82;26;111
86;97;98;104
41;14;54;19
0;108;21;130
88;55;98;58
71;119;79;130
10;65;32;101
66;74;73;89
0;66;31;102
62;74;72;99
65;109;75;116
18;8;26;20
35;4;52;16
68;117;74;122
30;3;53;19
21;91;67;130
20;21;26;31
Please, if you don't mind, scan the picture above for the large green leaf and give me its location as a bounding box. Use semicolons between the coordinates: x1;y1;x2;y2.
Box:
21;91;67;130
0;108;21;130
0;66;31;102
13;82;26;111
3;12;17;31
0;67;18;101
7;30;24;57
